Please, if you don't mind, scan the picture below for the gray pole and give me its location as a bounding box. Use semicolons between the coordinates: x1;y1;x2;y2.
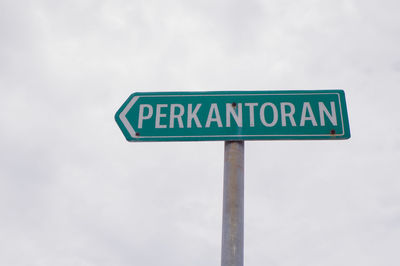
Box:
221;141;244;266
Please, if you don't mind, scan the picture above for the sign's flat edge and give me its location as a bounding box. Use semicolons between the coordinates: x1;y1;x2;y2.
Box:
129;89;347;97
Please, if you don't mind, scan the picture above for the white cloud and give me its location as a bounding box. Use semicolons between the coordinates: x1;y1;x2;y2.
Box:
1;0;399;265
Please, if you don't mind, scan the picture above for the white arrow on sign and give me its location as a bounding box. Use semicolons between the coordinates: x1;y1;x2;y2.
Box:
119;96;139;138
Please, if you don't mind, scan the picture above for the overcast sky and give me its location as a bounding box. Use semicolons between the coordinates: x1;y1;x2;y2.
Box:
1;0;400;265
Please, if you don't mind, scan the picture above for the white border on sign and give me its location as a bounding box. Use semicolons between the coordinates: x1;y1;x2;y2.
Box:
120;93;346;139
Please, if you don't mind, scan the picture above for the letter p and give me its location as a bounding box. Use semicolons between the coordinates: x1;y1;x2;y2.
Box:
138;104;153;128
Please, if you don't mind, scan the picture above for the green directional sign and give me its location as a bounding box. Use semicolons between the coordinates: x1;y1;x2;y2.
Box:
115;90;350;141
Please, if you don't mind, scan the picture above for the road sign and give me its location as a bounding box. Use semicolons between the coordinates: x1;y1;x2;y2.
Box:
115;90;350;141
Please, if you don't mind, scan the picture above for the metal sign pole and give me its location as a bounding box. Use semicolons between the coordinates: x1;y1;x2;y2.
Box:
221;141;244;266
